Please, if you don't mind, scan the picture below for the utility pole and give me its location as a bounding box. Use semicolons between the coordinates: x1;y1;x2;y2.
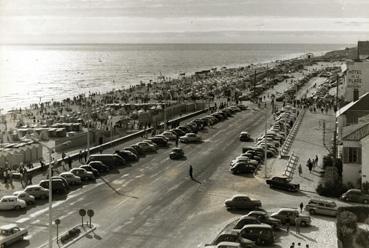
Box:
333;74;339;160
264;108;268;178
253;70;257;101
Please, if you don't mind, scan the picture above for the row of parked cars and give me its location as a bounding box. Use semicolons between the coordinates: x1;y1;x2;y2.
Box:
212;195;313;247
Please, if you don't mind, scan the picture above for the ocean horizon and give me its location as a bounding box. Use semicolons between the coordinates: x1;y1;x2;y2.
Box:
0;43;349;112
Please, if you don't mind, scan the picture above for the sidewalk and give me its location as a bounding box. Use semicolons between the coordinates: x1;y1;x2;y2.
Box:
257;109;337;248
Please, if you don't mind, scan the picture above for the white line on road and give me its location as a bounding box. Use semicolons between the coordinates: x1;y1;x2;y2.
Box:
16;217;30;223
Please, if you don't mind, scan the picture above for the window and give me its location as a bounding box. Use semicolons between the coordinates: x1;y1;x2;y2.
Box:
343;147;362;163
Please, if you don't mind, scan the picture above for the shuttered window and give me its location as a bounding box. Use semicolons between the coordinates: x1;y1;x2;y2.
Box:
343;147;362;164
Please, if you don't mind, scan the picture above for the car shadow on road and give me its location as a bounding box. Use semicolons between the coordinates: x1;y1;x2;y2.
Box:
233;174;255;178
269;187;307;197
0;208;27;217
11;239;30;248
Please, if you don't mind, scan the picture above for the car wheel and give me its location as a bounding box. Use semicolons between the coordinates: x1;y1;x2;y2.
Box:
301;221;307;227
309;209;316;215
363;199;369;204
344;197;350;202
15;205;21;210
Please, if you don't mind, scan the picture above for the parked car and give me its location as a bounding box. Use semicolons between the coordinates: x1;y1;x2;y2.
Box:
148;136;169;147
230;162;256;174
146;139;161;148
271;208;311;226
224;195;262;210
131;144;145;156
160;131;177;141
136;142;157;153
169;148;185;160
233;216;261;230
171;128;186;137
266;176;300;192
246;211;281;229
39;179;68;195
114;150;138;162
340;189;369;204
239;224;275;245
59;172;82;185
0;196;26;210
80;165;100;178
70;168;95;181
12;191;36;205
51;176;70;189
88;161;110;173
0;224;28;247
305;198;337;216
179;133;201;143
240;132;253;142
205;232;255;248
87;154;126;167
23;185;49;200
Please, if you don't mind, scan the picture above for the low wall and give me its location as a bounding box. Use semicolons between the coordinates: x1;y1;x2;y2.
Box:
19;107;208;177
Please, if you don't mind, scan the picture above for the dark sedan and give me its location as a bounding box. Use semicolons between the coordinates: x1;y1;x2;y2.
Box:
169;148;185;160
115;150;138;162
148;136;169;147
88;161;110;172
230;162;256;174
266;176;300;192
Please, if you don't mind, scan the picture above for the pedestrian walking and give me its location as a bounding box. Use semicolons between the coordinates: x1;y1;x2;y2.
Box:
40;159;45;170
79;150;82;162
298;164;302;176
299;202;304;213
315;155;319;167
84;150;88;163
189;165;194;180
308;163;313;173
68;156;72;170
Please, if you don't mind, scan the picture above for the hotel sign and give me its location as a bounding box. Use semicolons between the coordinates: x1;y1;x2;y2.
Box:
346;62;369;89
347;68;362;89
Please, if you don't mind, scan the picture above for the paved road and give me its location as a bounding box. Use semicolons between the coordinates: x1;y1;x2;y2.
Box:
1;105;326;248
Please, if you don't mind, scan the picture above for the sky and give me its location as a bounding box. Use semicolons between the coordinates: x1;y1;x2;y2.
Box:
0;0;369;44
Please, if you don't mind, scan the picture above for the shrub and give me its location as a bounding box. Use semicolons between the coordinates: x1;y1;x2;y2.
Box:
356;229;369;247
60;227;81;244
337;211;357;243
316;181;348;197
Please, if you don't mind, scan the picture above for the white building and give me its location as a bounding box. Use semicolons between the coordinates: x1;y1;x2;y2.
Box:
343;61;369;102
341;122;369;187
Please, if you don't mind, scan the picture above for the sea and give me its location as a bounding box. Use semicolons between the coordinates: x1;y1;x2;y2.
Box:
0;43;349;112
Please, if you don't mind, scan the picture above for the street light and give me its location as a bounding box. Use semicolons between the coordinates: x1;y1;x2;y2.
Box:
30;138;70;248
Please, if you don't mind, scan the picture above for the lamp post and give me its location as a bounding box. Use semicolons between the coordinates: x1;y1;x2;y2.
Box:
31;139;70;248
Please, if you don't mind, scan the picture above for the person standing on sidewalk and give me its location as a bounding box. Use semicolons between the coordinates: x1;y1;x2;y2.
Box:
315;155;319;167
299;202;304;213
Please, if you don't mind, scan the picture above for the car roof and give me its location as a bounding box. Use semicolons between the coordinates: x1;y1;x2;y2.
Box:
241;224;272;229
216;241;240;247
60;172;73;175
2;195;17;199
0;224;19;230
277;208;298;212
248;211;266;215
25;185;41;189
232;194;248;198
